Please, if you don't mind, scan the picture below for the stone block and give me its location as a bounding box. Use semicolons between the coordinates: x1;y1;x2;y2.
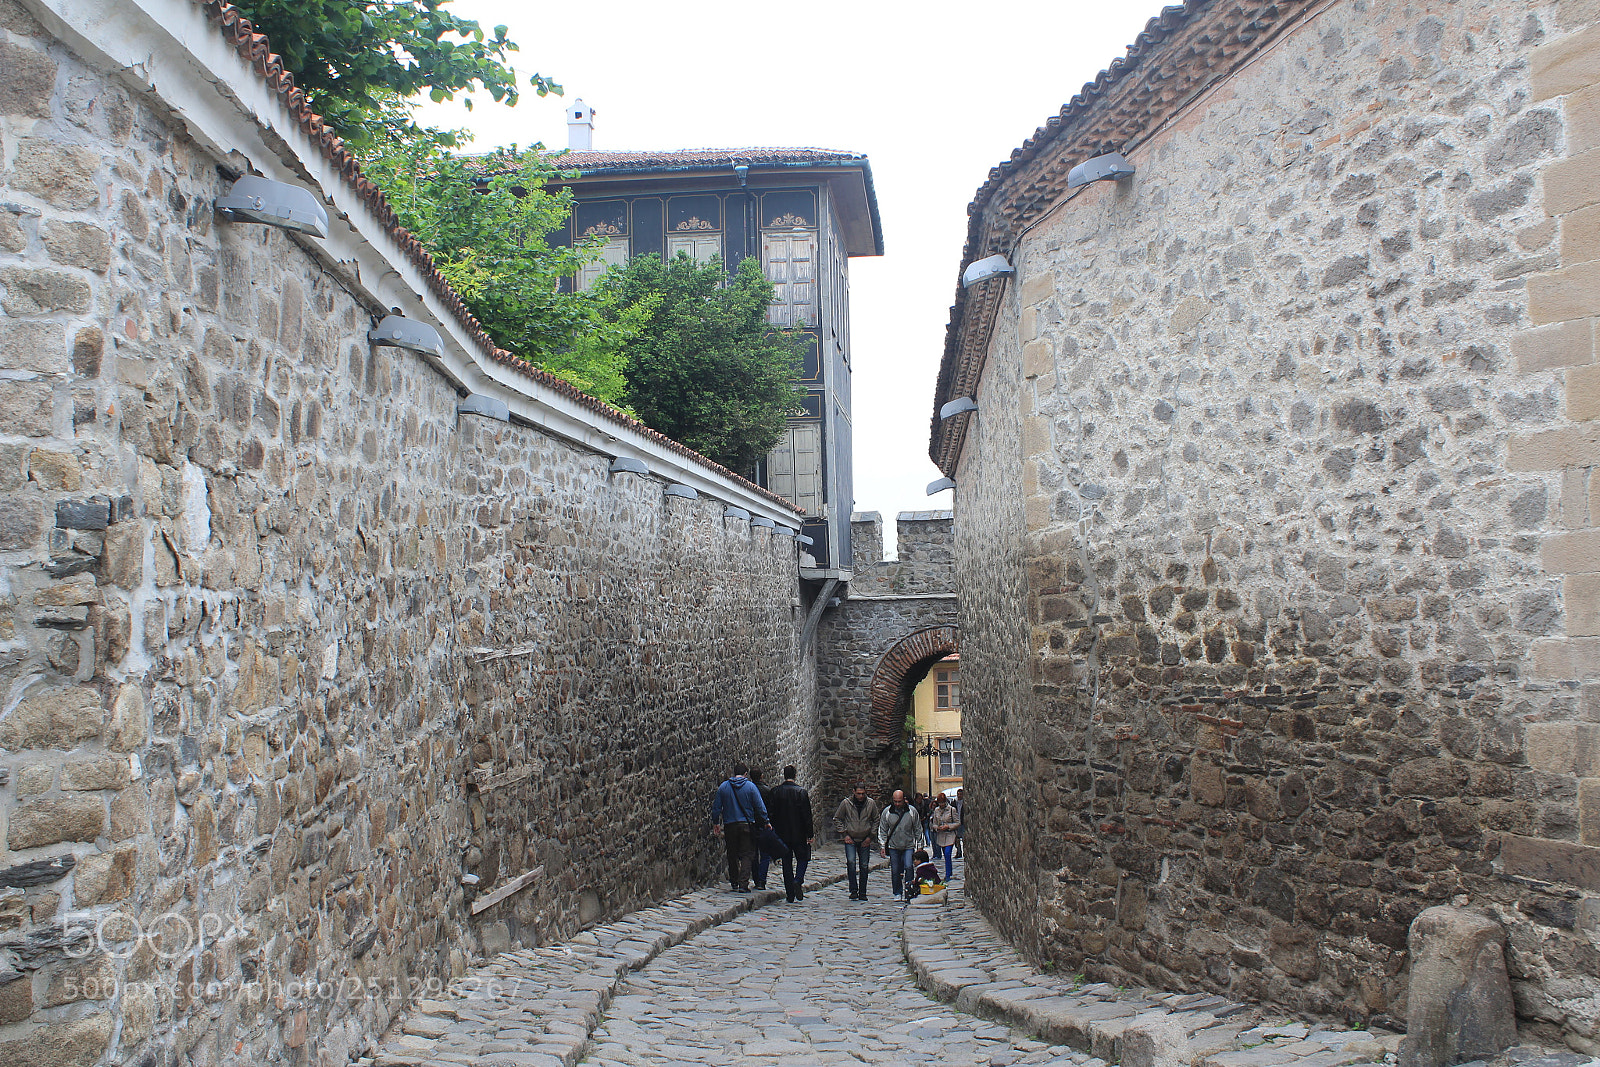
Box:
55;498;108;530
0;1013;113;1067
7;139;100;210
1022;341;1053;379
1571;82;1600;155
1508;424;1600;470
0;319;68;373
60;756;129;791
43;954;116;1006
100;522;142;588
29;449;81;490
1568;573;1600;637
1526;722;1600;775
104;683;146;751
1398;907;1516;1067
0;686;103;749
1516;319;1595;373
1570;363;1600;421
40;221;110;273
1122;1016;1194;1067
35;573;99;607
0;498;41;549
0;39;56;118
1545;149;1600;217
0;379;55;437
1529;260;1600;324
1581;779;1600;847
72;846;136;905
0;267;92;315
0;974;32;1024
1563;203;1600;267
1501;833;1600;890
0;210;23;254
1543;527;1600;572
17;763;54;794
1532;22;1600;101
1532;636;1600;679
7;796;105;849
71;326;101;377
1021;274;1054;306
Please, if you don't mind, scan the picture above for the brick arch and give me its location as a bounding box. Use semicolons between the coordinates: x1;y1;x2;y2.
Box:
867;625;959;755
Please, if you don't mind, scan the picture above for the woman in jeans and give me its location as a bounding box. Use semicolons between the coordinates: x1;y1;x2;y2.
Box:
928;792;961;880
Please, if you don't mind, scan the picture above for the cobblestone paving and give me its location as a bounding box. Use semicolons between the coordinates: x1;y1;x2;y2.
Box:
582;857;1086;1067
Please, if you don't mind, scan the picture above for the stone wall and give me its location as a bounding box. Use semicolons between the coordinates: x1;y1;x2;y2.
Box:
0;3;811;1064
817;513;958;813
948;0;1599;1050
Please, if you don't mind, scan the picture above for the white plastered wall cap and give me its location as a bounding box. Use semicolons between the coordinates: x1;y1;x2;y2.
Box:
215;176;329;238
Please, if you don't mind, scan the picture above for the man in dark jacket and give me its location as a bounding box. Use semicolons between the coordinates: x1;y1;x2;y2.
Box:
711;762;768;892
767;765;814;903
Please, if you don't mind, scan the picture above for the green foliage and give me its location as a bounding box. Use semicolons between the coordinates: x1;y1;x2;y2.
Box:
229;0;557;150
358;139;639;406
593;254;808;472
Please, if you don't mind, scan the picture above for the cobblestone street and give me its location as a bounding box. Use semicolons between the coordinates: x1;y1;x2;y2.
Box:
579;857;1082;1067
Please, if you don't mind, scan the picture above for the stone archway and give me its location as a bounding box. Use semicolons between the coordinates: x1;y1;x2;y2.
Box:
866;624;958;758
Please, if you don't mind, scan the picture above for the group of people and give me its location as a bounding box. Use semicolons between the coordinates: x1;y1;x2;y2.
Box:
710;765;964;903
710;763;815;902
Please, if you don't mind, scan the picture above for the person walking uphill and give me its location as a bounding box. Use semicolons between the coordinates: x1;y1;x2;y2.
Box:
711;762;768;893
929;791;961;880
832;782;880;900
767;765;814;903
878;790;923;899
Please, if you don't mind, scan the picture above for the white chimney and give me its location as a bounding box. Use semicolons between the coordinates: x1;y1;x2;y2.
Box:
567;99;595;151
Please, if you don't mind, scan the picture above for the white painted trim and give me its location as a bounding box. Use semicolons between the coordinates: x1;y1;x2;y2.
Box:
19;0;801;527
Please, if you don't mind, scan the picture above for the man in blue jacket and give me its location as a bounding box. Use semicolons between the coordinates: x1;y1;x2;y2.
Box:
711;762;768;893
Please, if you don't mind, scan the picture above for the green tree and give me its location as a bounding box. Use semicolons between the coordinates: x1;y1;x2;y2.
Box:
228;0;557;150
595;254;808;472
360;139;644;406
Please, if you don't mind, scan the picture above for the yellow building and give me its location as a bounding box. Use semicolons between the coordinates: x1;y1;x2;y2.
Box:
909;655;961;795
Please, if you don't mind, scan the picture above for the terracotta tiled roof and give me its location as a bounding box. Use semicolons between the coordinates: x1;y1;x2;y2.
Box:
929;0;1322;473
550;147;868;173
195;0;802;514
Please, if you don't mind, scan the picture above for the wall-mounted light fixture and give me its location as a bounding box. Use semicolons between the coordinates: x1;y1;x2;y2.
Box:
940;396;978;420
927;477;956;495
751;517;776;529
724;506;750;521
773;527;795;537
797;534;814;546
215;177;329;238
369;315;445;359
457;394;509;422
1067;151;1135;190
608;457;649;476
962;254;1013;288
734;164;749;187
664;484;698;500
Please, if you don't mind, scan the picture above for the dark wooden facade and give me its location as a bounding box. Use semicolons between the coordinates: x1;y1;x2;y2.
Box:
548;149;882;579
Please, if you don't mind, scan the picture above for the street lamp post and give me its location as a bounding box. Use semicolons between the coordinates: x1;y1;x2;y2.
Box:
918;736;938;797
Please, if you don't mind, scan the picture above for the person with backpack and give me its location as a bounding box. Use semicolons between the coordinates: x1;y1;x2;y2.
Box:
877;790;924;899
711;762;768;893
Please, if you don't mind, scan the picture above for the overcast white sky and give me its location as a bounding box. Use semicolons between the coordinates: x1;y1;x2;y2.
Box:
415;0;1164;556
